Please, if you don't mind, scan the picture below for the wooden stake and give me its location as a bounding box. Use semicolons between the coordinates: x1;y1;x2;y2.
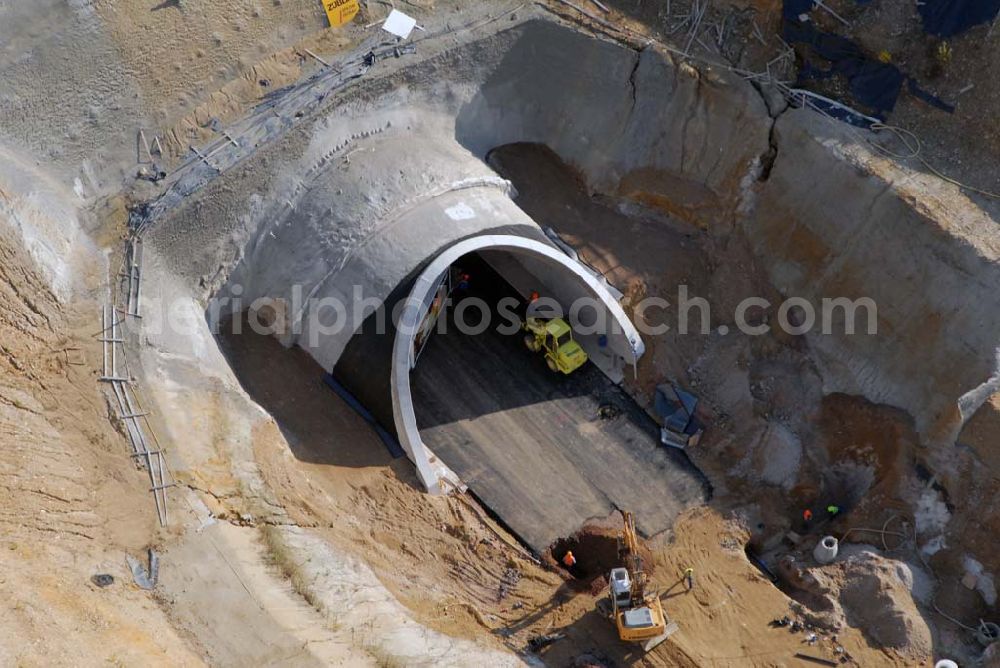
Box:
303;48;330;67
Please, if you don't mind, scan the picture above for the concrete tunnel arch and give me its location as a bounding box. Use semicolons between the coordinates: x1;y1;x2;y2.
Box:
391;233;645;495
215;127;651;496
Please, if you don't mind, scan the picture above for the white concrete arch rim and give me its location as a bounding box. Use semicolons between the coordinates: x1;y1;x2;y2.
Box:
390;233;645;494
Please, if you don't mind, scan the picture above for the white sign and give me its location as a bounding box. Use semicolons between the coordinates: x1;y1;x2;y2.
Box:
382;9;417;39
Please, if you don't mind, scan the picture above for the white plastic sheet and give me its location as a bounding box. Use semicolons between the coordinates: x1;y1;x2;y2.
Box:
382;9;417;39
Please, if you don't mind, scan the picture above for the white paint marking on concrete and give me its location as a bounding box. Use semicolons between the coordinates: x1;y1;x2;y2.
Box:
444;202;477;220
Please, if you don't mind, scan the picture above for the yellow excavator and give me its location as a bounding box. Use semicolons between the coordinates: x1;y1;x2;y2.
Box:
600;510;677;651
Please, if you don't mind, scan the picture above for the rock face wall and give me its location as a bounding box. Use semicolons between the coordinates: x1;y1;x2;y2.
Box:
449;19;1000;606
745;109;1000;623
455;20;770;228
454;19;1000;454
749;110;1000;446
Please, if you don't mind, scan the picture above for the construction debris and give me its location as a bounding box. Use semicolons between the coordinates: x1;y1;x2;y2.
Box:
127;549;160;591
528;632;566;651
597;403;622;420
91;574;114;588
794;653;838;667
497;566;521;601
655;383;704;449
137;165;167;183
782;3;956;123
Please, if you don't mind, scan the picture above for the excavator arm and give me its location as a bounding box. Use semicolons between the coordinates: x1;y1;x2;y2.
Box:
610;510;675;651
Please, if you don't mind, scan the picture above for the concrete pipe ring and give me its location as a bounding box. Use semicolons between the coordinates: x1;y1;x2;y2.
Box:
976;622;1000;647
813;536;839;564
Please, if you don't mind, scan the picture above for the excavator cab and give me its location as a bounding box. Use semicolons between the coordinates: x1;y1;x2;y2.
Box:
522;316;588;374
609;567;632;607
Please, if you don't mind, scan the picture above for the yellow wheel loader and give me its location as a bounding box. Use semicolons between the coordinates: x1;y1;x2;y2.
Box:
599;510;677;651
522;316;588;374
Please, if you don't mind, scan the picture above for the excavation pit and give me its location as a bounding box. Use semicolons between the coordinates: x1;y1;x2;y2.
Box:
167;14;995;556
137;13;1000;640
548;525;656;584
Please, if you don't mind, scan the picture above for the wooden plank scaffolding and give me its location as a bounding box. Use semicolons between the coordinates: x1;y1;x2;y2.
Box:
123;237;143;319
98;234;173;526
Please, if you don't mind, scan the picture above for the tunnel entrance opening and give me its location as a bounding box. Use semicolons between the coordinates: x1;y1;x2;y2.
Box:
435;250;530;343
409;241;708;554
410;247;606;432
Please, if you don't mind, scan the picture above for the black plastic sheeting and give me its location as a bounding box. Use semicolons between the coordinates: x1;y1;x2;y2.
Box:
919;0;1000;37
790;0;999;38
782;7;955;126
323;374;405;458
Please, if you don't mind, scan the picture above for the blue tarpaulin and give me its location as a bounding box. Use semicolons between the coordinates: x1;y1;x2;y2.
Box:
782;15;955;122
655;384;701;436
919;0;1000;36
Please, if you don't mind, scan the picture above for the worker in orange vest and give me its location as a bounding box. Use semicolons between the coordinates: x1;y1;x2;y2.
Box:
562;550;577;568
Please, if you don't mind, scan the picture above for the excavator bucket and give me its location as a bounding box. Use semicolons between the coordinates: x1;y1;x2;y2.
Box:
642;621;678;651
